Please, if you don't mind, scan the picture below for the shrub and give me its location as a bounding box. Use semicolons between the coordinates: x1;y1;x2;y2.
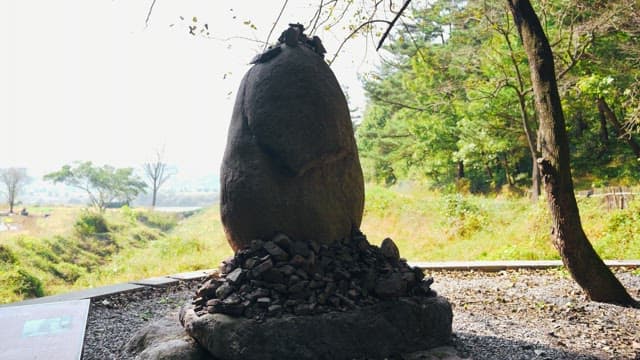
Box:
4;268;44;298
442;194;486;237
75;212;109;237
595;200;640;259
0;245;17;265
364;185;399;215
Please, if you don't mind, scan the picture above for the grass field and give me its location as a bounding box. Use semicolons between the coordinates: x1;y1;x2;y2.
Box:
1;184;639;303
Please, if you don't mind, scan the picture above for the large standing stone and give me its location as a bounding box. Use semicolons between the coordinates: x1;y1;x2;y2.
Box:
220;35;365;251
181;296;453;360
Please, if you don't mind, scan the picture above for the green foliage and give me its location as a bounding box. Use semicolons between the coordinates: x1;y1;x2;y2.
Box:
120;205;138;224
363;184;400;215
52;263;85;283
0;244;17;264
442;194;486;237
358;0;640;190
44;161;147;212
594;200;640;259
74;212;109;237
2;268;44;298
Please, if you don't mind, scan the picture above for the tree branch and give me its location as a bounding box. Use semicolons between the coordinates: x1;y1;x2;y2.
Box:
145;0;157;28
376;0;412;50
263;0;289;51
328;19;391;65
369;93;429;112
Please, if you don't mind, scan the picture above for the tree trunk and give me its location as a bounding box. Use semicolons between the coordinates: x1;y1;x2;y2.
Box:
501;154;514;186
597;102;609;155
152;183;158;208
456;161;465;180
484;163;493;181
507;0;637;307
597;97;640;158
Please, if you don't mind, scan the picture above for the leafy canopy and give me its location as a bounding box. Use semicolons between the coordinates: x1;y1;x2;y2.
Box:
44;161;147;212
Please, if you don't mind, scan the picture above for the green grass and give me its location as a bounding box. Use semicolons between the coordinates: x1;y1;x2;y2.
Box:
2;184;639;303
0;206;227;303
71;206;230;289
361;183;640;261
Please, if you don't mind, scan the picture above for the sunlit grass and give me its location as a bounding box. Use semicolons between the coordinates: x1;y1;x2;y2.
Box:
2;184;639;303
361;183;636;261
63;206;231;291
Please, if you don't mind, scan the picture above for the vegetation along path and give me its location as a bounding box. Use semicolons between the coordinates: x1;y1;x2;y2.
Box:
2;184;640;304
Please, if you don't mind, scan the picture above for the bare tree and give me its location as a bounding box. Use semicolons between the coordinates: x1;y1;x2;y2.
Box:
143;147;174;208
1;168;29;214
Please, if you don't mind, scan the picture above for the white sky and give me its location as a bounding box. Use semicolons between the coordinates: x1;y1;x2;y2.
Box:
0;0;379;179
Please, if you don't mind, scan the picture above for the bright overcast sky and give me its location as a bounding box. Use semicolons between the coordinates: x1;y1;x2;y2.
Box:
0;0;378;179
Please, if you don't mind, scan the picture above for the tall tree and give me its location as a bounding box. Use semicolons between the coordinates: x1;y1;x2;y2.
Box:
506;0;637;307
0;168;29;214
44;162;147;213
143;147;174;208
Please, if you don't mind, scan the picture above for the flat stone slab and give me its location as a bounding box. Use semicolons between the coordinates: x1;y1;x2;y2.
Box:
3;283;143;307
168;270;215;281
131;277;179;288
181;296;453;360
0;299;90;360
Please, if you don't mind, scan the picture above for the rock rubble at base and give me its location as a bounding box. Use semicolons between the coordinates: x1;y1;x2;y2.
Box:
191;231;436;320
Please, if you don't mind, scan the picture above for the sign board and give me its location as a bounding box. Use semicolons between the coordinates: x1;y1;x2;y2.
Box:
0;299;90;360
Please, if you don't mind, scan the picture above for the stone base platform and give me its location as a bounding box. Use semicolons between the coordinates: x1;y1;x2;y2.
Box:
126;295;452;360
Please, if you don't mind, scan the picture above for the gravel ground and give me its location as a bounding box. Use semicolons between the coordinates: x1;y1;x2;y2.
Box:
82;268;640;360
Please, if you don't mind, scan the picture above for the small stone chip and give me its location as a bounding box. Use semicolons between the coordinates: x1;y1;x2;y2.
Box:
251;259;274;278
227;268;245;284
215;283;233;299
263;241;289;261
257;297;271;305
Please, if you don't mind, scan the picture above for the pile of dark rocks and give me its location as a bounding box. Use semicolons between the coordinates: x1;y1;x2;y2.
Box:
191;231;435;319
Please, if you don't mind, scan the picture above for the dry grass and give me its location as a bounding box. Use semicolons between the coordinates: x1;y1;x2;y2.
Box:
0;206;81;241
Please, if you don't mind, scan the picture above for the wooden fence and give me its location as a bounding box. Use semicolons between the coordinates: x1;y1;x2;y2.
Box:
576;187;636;210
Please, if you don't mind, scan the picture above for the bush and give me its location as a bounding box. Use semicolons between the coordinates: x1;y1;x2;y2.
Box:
442;194;486;237
364;185;399;215
595;200;640;259
0;245;17;265
75;212;109;236
3;268;44;298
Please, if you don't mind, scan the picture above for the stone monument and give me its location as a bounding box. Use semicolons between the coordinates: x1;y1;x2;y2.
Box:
219;23;365;251
126;24;453;360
